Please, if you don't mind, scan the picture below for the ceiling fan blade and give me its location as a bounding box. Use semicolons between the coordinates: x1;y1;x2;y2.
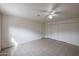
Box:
38;9;50;13
55;12;62;14
52;14;59;16
51;3;61;11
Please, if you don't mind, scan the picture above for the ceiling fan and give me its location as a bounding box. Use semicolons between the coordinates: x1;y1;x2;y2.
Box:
38;3;61;19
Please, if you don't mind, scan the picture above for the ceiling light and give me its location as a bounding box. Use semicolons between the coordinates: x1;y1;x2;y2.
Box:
48;15;53;19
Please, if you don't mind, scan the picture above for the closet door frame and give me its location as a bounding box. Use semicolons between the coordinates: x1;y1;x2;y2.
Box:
0;14;2;51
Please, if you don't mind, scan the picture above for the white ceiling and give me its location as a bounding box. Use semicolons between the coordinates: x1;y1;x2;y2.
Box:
0;3;79;22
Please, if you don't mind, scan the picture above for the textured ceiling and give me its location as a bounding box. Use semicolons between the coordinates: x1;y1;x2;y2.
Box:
0;3;79;22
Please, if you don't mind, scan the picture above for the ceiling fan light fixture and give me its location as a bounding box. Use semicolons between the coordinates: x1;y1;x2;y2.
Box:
48;15;53;19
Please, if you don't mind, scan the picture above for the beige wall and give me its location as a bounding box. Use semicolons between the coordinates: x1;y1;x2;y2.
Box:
45;18;79;46
1;15;45;48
